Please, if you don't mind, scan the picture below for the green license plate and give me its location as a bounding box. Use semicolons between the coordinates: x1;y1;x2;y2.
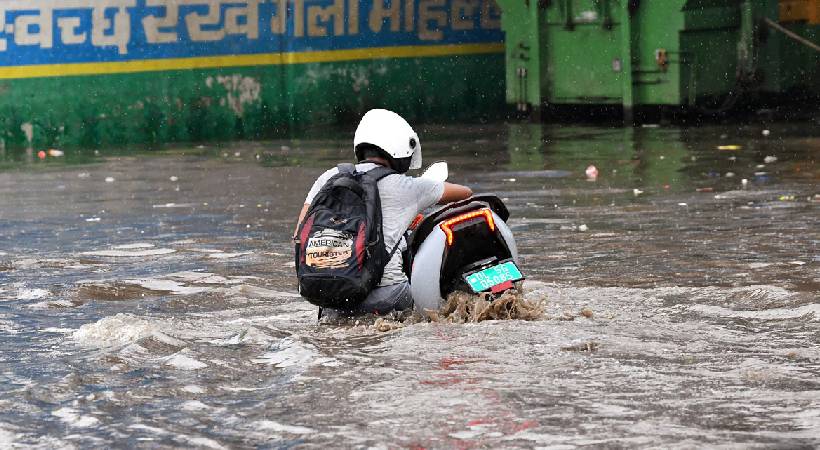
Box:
464;261;523;293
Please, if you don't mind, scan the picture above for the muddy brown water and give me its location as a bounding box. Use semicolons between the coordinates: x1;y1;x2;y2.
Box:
0;122;818;448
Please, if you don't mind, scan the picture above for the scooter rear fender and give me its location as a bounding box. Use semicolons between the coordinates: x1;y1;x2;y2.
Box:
409;194;509;256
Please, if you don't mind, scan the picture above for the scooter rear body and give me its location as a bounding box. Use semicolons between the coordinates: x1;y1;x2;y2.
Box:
409;195;522;313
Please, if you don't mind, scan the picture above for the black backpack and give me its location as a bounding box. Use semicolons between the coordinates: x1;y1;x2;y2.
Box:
295;163;398;309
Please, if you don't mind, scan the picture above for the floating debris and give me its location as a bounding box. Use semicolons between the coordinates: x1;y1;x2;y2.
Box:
717;145;742;151
763;156;777;164
561;341;599;352
585;165;599;180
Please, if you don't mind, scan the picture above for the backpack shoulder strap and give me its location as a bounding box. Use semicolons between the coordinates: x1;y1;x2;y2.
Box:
363;165;396;183
337;163;356;174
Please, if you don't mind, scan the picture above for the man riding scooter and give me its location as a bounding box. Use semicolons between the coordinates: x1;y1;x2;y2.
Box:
293;109;472;318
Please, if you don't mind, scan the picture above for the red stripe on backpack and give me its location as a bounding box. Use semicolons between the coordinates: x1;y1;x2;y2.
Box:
299;215;314;264
355;221;366;269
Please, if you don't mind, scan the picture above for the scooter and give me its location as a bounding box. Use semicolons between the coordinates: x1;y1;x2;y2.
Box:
408;162;523;313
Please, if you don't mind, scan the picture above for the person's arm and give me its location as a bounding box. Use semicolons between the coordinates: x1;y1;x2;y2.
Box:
293;203;310;240
437;182;473;204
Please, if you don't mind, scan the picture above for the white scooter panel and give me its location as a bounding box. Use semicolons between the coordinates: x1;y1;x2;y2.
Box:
410;211;519;314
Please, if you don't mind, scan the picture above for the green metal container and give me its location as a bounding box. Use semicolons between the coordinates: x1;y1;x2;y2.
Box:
497;0;820;117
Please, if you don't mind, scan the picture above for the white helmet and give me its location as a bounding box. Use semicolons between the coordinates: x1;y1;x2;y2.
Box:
354;109;422;172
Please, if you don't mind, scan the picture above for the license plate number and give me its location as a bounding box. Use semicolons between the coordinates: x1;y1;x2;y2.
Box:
465;261;523;293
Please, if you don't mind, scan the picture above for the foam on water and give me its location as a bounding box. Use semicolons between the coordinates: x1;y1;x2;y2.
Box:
690;303;820;321
128;424;167;435
166;271;243;285
207;251;253;259
182;436;225;449
52;408;99;428
164;352;208;370
208;327;272;346
251;338;335;368
27;299;75;309
81;248;176;257
121;278;211;295
72;313;166;347
41;328;75;334
253;421;315;435
181;385;206;394
181;400;210;411
112;243;155;250
0;425;18;445
16;287;51;301
0;320;19;335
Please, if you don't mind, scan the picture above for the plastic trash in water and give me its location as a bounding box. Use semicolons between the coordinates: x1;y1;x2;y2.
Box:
762;129;771;136
37;151;46;160
585;165;599;180
47;149;64;157
105;177;115;183
717;145;742;151
764;156;777;164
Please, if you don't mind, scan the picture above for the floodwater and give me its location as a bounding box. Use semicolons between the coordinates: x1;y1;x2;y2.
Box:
0;122;818;448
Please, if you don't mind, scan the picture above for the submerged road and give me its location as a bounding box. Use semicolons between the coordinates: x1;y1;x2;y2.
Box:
0;122;818;447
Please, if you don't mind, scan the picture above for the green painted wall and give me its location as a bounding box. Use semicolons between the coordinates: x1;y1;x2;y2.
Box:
0;53;504;150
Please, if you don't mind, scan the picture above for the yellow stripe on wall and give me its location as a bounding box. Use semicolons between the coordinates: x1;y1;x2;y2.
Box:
0;43;504;80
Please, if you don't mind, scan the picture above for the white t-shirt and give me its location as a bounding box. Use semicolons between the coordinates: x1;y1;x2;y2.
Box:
304;163;444;286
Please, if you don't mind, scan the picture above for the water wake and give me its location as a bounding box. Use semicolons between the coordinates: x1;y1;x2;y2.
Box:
430;285;546;323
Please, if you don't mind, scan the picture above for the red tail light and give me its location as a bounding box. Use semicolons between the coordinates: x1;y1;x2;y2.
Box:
440;208;495;246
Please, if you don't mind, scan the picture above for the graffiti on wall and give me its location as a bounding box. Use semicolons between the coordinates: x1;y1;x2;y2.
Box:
0;0;502;67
